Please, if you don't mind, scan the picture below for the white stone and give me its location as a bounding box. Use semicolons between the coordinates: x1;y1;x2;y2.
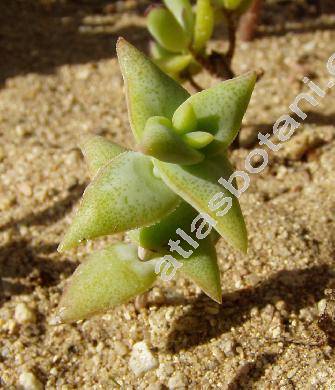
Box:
19;372;43;390
129;341;158;376
15;303;36;324
318;299;327;315
271;326;282;338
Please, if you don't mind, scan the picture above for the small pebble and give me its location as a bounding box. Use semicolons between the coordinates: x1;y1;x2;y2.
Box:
220;338;236;357
14;303;36;324
129;341;158;376
168;371;187;389
318;299;327;315
19;372;43;390
19;183;33;197
147;384;163;390
114;340;128;357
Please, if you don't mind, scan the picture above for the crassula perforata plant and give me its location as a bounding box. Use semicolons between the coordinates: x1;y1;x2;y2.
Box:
55;38;256;323
147;0;253;83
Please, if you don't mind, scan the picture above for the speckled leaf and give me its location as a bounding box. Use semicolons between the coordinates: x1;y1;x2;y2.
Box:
193;0;214;53
147;8;189;53
57;243;157;322
129;201;197;250
172;72;256;154
117;38;189;142
154;152;247;252
140;116;203;165
59;151;180;251
178;237;222;303
80;135;126;178
163;0;194;36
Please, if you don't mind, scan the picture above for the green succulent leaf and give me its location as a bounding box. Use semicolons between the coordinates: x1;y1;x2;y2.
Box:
56;243;157;322
173;72;257;154
163;0;194;37
148;8;189;53
140;116;204;165
80;135;126;178
117;38;189;142
221;0;243;10
172;102;197;134
129;201;197;251
155;54;193;78
193;0;214;53
154;152;248;252
178;236;222;303
182;131;214;149
59;151;180;251
150;41;175;60
220;0;252;11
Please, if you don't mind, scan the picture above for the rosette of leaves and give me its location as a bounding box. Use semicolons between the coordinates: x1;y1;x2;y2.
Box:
56;38;256;323
148;0;253;82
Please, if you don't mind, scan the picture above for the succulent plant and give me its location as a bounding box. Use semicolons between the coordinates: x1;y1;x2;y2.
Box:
147;0;253;83
56;38;256;323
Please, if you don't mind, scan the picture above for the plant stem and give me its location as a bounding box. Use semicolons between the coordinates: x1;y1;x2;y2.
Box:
225;12;237;70
237;0;263;42
187;74;203;92
190;10;237;80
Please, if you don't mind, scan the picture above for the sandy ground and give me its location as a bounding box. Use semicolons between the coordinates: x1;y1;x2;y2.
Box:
0;1;335;388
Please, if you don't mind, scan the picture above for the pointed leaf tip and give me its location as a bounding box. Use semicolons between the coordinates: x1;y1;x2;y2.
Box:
57;243;158;322
59;151;180;251
154;152;248;253
79;135;126;178
173;71;257;154
116;38;190;141
178;237;222;303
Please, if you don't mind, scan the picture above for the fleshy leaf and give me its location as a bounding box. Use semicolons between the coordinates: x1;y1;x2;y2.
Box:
117;38;190;141
57;243;157;322
129;201;197;251
163;0;194;37
80;135;126;178
147;8;189;53
222;0;243;10
178;236;222;303
59;151;180;251
150;41;175;60
154;152;248;252
172;72;257;153
183;131;214;149
193;0;214;53
140;116;204;165
155;54;192;77
172;102;197;134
